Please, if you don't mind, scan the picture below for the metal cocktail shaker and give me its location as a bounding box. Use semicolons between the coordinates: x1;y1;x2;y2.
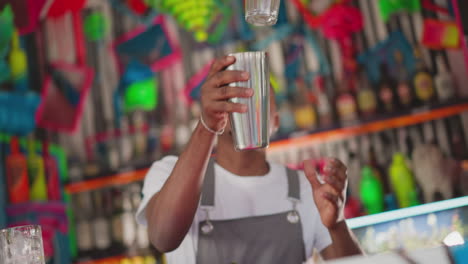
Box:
227;52;270;151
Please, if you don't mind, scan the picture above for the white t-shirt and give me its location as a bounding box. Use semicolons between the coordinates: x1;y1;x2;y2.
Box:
136;156;332;264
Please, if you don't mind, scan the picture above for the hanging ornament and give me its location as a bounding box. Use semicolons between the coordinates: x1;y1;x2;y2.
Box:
0;5;14;84
114;60;158;127
47;0;86;18
319;5;363;42
291;0;362;77
127;0;149;15
83;12;107;42
422;19;461;50
0;5;14;57
378;0;421;22
157;0;226;42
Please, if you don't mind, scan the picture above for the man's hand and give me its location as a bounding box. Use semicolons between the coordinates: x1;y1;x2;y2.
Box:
304;158;348;229
200;55;253;132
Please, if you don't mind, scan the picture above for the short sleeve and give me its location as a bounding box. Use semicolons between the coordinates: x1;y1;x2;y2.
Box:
313;214;332;252
135;155;178;226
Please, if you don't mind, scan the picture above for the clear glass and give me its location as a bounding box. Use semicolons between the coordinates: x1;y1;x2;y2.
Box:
0;225;45;264
245;0;281;26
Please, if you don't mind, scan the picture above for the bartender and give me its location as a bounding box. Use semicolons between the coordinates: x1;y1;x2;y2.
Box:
136;56;363;263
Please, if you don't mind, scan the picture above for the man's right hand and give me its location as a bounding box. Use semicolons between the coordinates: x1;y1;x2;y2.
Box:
200;55;253;133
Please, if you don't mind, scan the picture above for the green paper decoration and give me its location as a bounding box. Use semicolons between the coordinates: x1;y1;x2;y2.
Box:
84;12;107;42
0;5;14;84
0;5;14;57
378;0;421;22
124;77;158;112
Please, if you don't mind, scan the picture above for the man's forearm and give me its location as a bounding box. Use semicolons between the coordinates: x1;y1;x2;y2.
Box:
322;221;363;260
146;122;216;252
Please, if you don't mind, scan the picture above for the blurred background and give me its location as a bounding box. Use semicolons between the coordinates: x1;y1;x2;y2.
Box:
0;0;467;263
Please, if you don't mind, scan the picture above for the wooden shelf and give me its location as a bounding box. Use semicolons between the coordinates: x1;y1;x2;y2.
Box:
65;168;149;194
268;102;468;153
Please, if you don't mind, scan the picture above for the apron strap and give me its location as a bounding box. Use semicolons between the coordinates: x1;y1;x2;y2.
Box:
201;158;216;207
286;168;301;201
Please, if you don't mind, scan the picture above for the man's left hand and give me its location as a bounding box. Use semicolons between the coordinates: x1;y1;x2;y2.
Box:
304;158;348;229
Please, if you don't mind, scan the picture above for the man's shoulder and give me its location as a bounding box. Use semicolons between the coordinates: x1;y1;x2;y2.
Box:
152;155;179;167
145;155;179;177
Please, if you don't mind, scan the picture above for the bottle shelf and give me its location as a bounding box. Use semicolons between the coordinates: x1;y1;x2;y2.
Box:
269;101;468;153
66;102;468;194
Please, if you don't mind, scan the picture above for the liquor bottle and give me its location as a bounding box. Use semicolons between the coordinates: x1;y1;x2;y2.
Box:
92;190;112;254
130;184;150;251
278;101;296;135
175;124;191;152
268;41;287;101
75;192;94;255
434;55;456;102
293;79;317;130
133;111;147;158
0;140;7;228
145;255;157;264
189;102;202;132
6;137;30;204
345;138;361;199
356;72;377;118
314;76;333;127
111;188;124;249
122;189;137;249
146;117;161;160
335;80;358;124
377;64;397;113
412;49;435;104
27;136;47;201
146;121;160;162
106;122;120;171
160;124;175;153
359;166;384;214
408;126;423;156
461;112;468;155
389;153;420;208
422;121;435;144
43;140;61;201
103;188;115;250
394;51;413;109
435;118;451;157
447;116;466;160
370;138;397;211
119;116;134;166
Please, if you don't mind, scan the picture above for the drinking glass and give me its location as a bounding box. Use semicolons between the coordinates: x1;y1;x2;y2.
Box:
245;0;281;26
0;225;45;264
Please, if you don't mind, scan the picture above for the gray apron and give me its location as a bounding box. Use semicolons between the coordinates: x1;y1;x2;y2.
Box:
196;159;306;264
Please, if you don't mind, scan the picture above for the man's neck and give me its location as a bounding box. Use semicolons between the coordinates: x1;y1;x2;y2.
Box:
215;138;270;176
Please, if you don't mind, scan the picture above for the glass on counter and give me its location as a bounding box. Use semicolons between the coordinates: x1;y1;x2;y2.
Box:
0;225;45;264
